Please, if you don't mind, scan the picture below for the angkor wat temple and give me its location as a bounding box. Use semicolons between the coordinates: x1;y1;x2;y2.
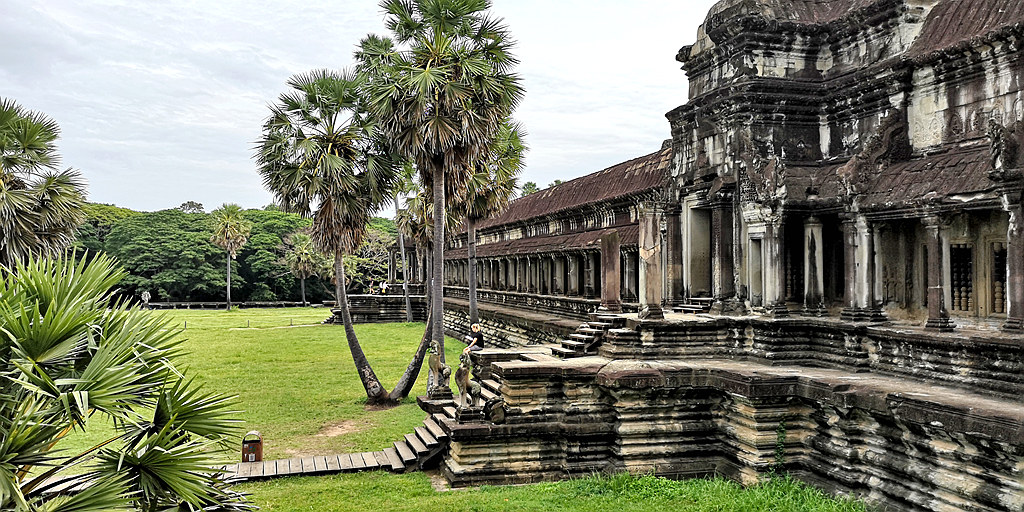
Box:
398;2;1024;510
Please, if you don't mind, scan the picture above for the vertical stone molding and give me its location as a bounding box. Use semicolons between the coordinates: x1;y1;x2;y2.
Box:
600;231;622;312
639;206;665;319
764;216;788;317
710;204;739;314
802;216;826;316
840;217;860;321
1002;194;1024;331
923;216;956;331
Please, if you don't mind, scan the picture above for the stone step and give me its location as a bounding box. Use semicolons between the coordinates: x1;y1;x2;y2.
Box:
405;433;429;455
578;327;604;335
480;386;498;401
383;447;405;472
415;426;438;448
480;378;501;393
424;417;448;441
587;321;612;329
394;441;417;464
442;406;458;418
550;346;577;358
561;339;585;349
570;333;595;342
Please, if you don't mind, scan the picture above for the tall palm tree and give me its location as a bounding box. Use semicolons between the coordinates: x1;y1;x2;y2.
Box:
456;121;527;323
395;163;418;322
284;231;326;306
357;0;524;359
210;203;252;310
256;70;415;405
0;98;86;266
0;254;249;511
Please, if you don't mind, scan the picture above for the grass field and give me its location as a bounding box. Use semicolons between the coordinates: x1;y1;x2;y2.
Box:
63;307;867;511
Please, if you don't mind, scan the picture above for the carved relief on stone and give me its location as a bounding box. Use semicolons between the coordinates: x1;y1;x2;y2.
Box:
987;118;1020;181
836;109;911;206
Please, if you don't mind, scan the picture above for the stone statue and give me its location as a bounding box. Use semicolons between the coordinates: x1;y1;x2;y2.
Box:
454;351;481;409
988;118;1018;181
427;341;451;398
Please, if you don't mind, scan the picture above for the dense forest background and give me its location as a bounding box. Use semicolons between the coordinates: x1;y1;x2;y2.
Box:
76;203;397;303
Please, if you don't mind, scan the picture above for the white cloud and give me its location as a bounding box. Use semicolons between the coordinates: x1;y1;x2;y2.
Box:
0;0;718;211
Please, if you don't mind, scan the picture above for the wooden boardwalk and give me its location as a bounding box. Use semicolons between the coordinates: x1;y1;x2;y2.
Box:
224;403;457;482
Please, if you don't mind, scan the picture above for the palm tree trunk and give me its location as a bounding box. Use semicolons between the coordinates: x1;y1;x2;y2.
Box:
397;196;413;322
300;277;307;307
335;251;390;404
468;216;479;324
431;166;446;363
225;255;232;310
387;309;432;401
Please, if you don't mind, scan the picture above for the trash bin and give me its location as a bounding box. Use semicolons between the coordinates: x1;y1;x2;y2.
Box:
241;431;263;462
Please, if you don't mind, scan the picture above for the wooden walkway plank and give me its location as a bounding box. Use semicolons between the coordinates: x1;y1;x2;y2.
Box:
415;426;438;448
312;455;328;472
405;433;428;455
394;441;416;463
326;454;341;471
235;462;252;479
260;460;277;478
284;458;302;475
359;452;380;470
300;457;316;473
424;418;447;441
383;447;405;472
350;452;368;470
339;453;354;471
373;451;389;468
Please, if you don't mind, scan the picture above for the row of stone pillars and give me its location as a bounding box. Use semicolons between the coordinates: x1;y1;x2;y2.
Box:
446;253;601;298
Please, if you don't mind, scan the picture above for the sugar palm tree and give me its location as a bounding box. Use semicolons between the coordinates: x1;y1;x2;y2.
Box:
357;0;524;358
256;70;421;405
284;231;327;306
395;163;417;321
210;203;252;310
0;98;86;266
0;254;249;511
456;121;527;323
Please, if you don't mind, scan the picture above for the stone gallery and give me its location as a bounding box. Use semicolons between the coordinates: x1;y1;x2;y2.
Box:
403;1;1024;511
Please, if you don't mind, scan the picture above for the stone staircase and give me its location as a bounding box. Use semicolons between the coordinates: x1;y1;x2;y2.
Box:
550;312;627;358
677;297;714;314
226;404;455;481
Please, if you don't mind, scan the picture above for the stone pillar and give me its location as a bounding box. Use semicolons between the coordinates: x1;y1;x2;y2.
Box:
600;231;622;312
1003;194;1024;331
923;216;955;331
567;254;580;296
764;216;788;317
585;252;597;298
665;208;683;306
639;206;665;319
840;217;859;321
802;216;826;316
710;204;739;314
864;221;885;321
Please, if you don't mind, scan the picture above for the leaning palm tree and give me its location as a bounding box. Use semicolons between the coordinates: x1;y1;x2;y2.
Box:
210;203;252;310
357;0;524;360
256;69;420;405
0;254;250;511
0;98;86;266
454;121;527;323
395;162;418;321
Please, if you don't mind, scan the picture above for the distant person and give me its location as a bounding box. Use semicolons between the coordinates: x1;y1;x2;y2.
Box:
463;323;484;353
368;281;375;294
380;281;389;294
141;290;151;309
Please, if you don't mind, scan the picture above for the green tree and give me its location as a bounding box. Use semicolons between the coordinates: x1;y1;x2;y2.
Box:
0;254;249;511
74;202;140;257
284;231;328;306
0;98;86;266
105;209;224;302
210;203;253;310
547;179;563;188
358;0;524;360
238;208;311;302
456;121;527;323
256;70;406;405
520;181;539;196
178;200;204;213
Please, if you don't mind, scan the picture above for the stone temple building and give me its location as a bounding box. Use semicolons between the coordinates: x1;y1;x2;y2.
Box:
395;2;1024;511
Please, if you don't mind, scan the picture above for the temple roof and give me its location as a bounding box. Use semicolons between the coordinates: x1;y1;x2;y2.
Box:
909;0;1024;58
444;225;638;260
475;147;671;231
704;0;882;27
858;144;996;208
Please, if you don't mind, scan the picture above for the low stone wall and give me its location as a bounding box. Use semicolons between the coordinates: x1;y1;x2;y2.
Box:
600;317;1023;399
441;356;1024;512
328;294;427;324
442;299;577;349
444;286;603;321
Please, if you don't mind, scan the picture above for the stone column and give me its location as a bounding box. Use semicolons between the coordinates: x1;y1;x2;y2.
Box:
1003;193;1024;331
567;254;580;296
764;216;788;317
864;221;885;321
710;204;739;314
923;215;955;331
639;206;665;319
665;208;683;307
802;216;826;316
583;253;595;298
840;216;860;321
600;231;622;312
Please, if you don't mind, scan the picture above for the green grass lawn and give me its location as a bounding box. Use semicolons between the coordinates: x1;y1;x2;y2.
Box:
63;307;867;511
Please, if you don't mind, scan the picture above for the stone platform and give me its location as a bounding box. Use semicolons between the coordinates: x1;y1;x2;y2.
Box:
432;313;1024;512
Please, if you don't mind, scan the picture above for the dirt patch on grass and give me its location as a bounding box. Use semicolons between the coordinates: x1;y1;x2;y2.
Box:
315;419;364;437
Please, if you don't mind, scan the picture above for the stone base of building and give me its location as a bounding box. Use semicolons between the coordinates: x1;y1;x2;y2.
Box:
326;294;427;324
431;315;1024;512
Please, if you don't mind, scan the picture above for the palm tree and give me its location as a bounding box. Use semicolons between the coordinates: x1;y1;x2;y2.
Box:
358;0;524;359
395;163;417;322
456;121;527;323
0;98;86;266
284;231;326;306
0;254;249;511
256;70;415;405
210;203;252;310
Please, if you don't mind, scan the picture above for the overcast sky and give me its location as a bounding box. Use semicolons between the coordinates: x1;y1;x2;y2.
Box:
1;0;719;212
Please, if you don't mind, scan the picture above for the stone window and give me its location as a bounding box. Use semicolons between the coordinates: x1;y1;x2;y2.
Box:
950;244;973;313
992;242;1007;315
